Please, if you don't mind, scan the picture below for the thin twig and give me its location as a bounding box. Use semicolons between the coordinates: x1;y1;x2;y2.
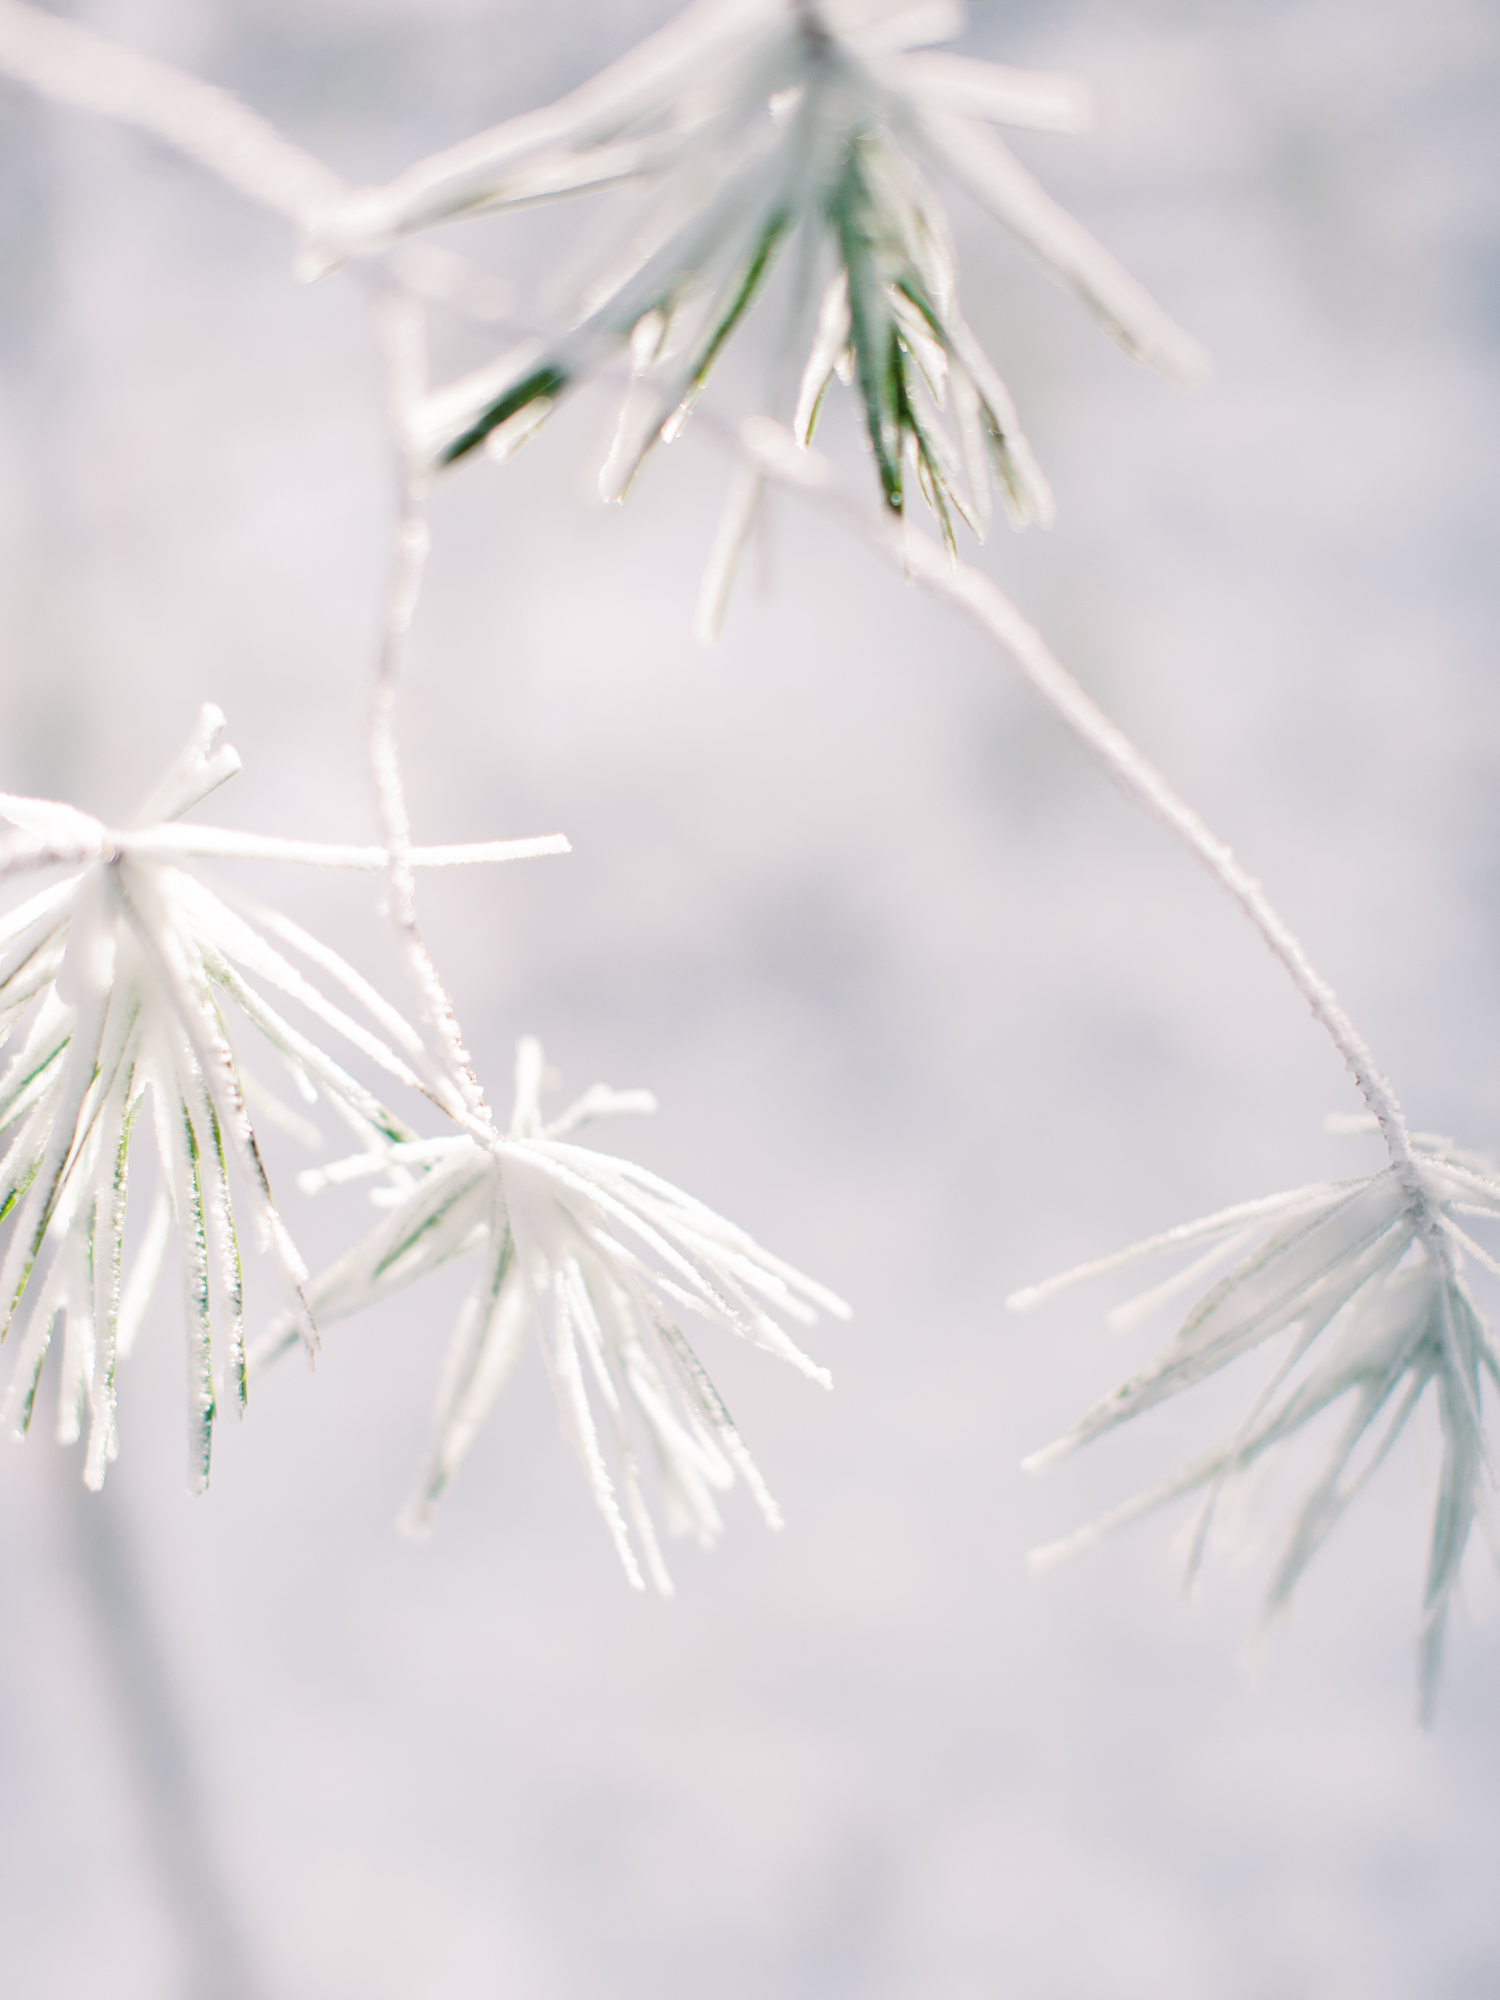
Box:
0;0;519;1153
368;280;499;1144
720;416;1426;1193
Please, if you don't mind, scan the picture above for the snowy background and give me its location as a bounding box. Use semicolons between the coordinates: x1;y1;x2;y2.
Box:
1;1;1499;1994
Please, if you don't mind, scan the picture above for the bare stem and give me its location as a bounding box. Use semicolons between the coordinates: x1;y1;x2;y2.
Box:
729;419;1424;1191
60;1463;265;2000
369;282;498;1144
0;0;345;224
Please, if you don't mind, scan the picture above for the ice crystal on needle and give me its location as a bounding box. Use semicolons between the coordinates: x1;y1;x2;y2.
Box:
251;1036;849;1590
324;0;1204;567
1011;1141;1500;1715
0;708;564;1491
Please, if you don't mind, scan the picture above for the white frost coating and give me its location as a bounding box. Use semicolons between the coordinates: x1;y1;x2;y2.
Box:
792;271;853;444
132;702;243;826
913;110;1210;385
321;0;778;254
0;0;847;1570
729;417;1420;1185
120;827;572;870
0;813;570;874
694;465;765;642
368;284;501;1148
718;414;1496;1713
1006;1183;1348;1313
1015;1147;1500;1724
822;0;966;53
882;53;1093;132
1;0;1483;1727
250;1038;848;1589
0;0;347;226
1103;1226;1259;1334
0;710;477;1489
343;0;1181;628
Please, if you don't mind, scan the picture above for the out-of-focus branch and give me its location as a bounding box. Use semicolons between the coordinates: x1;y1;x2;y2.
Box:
0;0;346;223
61;1465;266;2000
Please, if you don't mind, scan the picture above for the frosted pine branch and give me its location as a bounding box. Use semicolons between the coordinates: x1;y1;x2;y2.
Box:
326;0;1202;629
708;414;1500;1705
1011;1143;1500;1720
0;706;564;1490
250;1037;849;1591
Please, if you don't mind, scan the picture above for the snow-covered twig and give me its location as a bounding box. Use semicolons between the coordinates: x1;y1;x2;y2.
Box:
366;282;500;1144
724;415;1419;1186
711;414;1496;1709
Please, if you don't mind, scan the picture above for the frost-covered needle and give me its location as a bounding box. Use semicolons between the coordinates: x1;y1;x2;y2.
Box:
1011;1139;1500;1722
318;0;1205;630
251;1035;849;1591
0;706;564;1491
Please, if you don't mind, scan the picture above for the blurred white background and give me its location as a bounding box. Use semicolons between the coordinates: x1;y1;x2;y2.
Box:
1;1;1498;1994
